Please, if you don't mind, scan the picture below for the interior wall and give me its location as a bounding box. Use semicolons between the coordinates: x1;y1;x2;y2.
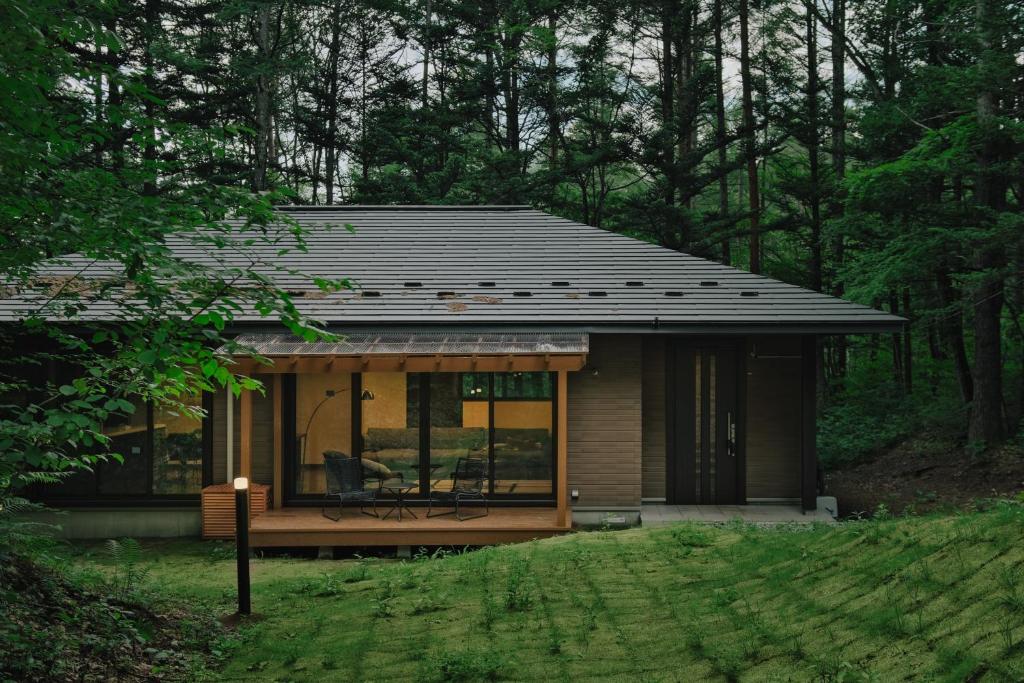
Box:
745;335;802;499
463;400;552;430
362;372;408;430
296;373;353;463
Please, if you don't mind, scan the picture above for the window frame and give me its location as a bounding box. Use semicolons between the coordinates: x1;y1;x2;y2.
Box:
36;392;214;507
284;371;558;506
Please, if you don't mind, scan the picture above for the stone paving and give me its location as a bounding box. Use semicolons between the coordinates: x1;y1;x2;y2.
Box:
640;497;838;526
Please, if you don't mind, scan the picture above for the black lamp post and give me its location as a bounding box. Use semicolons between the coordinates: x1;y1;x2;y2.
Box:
234;476;251;616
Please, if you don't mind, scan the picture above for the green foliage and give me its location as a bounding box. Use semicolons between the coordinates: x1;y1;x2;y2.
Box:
0;0;338;512
105;538;149;599
41;506;1024;681
0;551;224;681
503;555;533;611
428;648;506;682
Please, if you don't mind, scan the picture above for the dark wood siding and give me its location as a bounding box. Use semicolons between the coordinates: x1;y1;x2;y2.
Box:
641;337;667;500
745;335;802;499
568;335;643;508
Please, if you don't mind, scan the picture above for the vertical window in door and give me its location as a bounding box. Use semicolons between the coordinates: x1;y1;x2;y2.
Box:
693;352;702;501
708;354;717;502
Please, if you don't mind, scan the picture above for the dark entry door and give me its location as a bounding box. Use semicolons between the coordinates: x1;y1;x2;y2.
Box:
667;341;742;504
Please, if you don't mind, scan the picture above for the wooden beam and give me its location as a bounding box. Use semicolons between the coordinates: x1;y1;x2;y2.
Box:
239;387;253;482
272;374;282;510
556;369;570;527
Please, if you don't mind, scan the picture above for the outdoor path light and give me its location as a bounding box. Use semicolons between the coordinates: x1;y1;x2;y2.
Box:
234;476;251;616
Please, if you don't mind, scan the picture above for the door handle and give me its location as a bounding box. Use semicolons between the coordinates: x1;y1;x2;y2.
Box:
727;412;736;457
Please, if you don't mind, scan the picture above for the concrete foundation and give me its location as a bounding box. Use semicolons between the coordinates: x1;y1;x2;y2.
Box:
571;508;642;529
24;507;201;539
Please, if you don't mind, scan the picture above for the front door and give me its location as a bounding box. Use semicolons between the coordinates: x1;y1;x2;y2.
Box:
667;341;742;504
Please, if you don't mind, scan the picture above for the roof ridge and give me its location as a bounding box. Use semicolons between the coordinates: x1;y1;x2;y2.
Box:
277;204;533;211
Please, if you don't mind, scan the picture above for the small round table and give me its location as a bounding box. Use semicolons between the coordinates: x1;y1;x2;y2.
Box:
381;479;417;521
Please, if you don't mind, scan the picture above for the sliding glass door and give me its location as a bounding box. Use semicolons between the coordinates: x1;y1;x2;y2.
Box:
286;370;557;502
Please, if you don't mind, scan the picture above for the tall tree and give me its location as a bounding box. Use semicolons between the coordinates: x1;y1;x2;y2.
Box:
739;0;761;272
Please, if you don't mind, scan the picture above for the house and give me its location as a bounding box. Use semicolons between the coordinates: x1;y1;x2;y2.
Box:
21;206;902;546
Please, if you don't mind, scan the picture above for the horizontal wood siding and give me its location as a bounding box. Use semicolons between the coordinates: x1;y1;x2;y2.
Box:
641;337;667;500
212;385;275;487
568;335;643;508
745;335;802;499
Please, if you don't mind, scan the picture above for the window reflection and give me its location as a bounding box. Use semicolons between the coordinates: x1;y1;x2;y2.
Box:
361;372;420;492
97;397;149;495
153;395;203;494
493;373;553;496
430;373;489;493
295;373;352;494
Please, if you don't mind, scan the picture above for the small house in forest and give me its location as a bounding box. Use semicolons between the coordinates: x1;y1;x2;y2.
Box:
14;206;902;546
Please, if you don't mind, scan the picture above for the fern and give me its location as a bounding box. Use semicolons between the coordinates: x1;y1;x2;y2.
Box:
106;538;149;598
0;494;58;559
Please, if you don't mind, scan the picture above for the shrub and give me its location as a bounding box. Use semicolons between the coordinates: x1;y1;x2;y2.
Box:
428;648;506;682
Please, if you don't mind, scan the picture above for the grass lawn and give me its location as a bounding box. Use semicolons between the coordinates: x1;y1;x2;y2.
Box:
63;506;1024;682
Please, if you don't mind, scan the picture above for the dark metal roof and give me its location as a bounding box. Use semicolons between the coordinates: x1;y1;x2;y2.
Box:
228;331;589;356
0;206;903;332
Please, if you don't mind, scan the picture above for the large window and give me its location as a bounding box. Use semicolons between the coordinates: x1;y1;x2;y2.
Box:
360;372;420;491
47;394;208;501
360;373;553;497
153;395;205;494
295;373;352;494
493;374;553;496
431;373;489;493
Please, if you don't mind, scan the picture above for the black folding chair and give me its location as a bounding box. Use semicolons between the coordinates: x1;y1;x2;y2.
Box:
322;453;382;521
427;457;489;521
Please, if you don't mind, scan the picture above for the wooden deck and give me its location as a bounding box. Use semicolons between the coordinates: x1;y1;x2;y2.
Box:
249;506;570;547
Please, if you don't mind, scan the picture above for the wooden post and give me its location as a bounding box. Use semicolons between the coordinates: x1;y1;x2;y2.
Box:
556;369;570;527
272;374;282;509
800;335;818;511
239;388;253;481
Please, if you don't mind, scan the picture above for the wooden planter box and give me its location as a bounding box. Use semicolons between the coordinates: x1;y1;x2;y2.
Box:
201;483;271;540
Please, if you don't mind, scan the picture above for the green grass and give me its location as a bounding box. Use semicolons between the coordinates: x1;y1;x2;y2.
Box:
64;505;1024;682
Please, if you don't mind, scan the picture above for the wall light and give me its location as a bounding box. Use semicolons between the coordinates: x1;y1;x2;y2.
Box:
570;488;580;502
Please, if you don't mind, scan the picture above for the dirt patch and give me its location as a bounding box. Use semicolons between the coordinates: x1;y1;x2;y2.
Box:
1;554;224;682
825;437;1024;517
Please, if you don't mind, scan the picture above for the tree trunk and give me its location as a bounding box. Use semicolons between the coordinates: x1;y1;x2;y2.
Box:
713;0;730;264
829;0;847;378
252;3;274;193
324;1;342;204
422;0;431;110
807;7;822;293
547;12;558;175
902;288;913;393
889;291;904;388
968;0;1006;445
739;0;760;273
936;269;974;405
661;2;675;214
142;0;161;196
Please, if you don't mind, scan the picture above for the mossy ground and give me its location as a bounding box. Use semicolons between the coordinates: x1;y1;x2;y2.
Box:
64;505;1024;681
